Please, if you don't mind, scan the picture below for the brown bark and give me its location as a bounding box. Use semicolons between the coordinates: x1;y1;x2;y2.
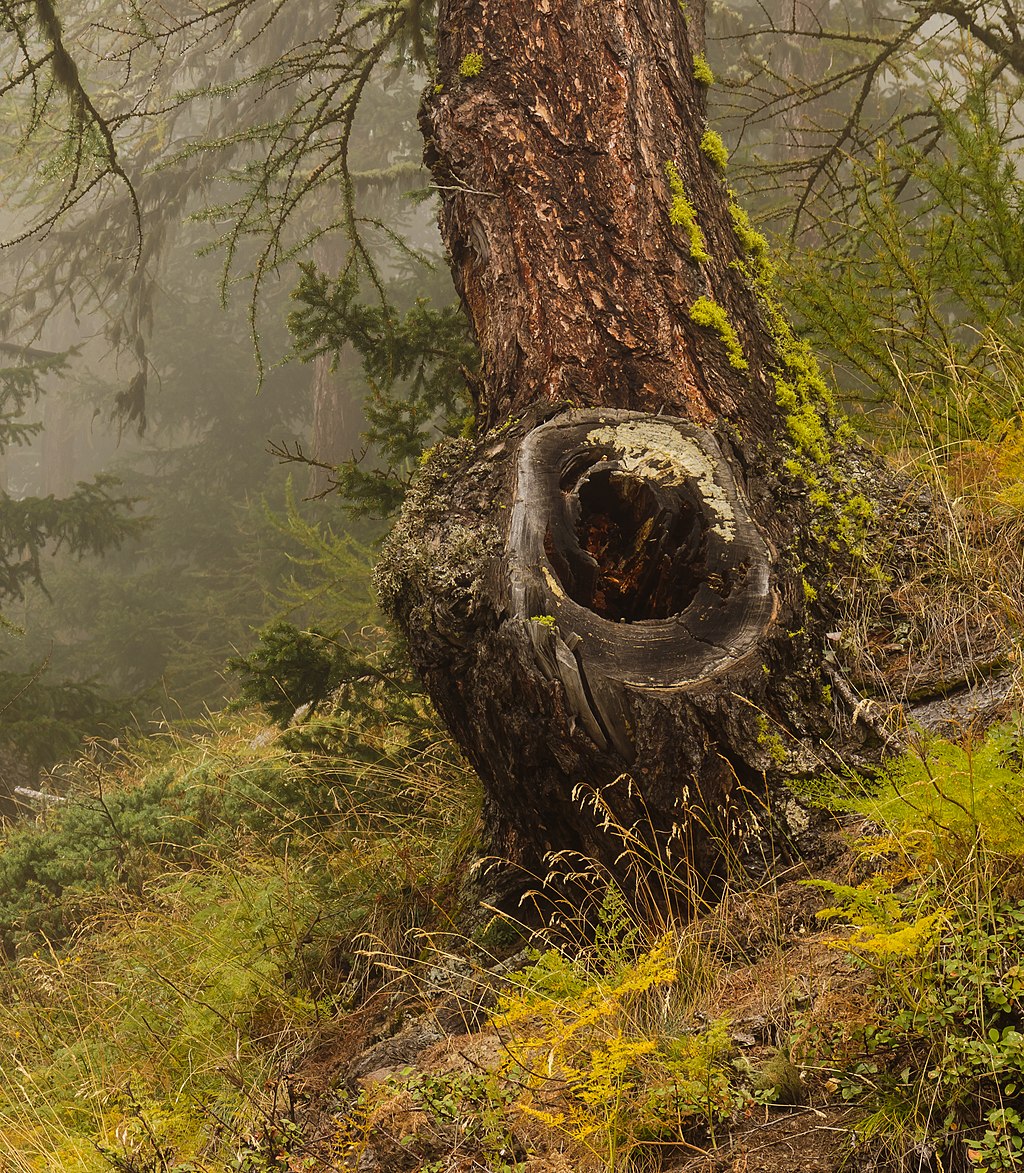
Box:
423;0;778;437
376;0;858;909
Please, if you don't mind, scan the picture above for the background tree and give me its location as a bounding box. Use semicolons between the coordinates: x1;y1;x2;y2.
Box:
707;0;1024;240
0;347;136;807
0;0;455;740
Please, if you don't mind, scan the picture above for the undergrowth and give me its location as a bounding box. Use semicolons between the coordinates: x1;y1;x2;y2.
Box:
0;680;480;1171
797;715;1024;1172
334;884;760;1172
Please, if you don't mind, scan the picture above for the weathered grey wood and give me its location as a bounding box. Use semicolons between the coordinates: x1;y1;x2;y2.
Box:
508;410;776;762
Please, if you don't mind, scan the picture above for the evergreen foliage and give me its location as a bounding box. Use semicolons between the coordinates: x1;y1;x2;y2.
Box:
0;351;138;786
0;241;368;719
0;654;465;958
0;669;128;785
227;619;361;726
0;354;137;603
288;264;476;515
783;74;1024;447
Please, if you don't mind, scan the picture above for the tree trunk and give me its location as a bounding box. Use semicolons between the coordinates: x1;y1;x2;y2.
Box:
308;351;354;497
376;0;866;907
42;393;77;497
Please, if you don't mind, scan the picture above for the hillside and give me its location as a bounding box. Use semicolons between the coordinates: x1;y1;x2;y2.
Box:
1;605;1022;1171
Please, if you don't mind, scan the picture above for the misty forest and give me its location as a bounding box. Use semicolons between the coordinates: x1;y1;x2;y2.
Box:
1;0;1023;1167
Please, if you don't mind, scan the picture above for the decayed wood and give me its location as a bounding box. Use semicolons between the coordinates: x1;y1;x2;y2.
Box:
376;408;829;904
509;409;776;758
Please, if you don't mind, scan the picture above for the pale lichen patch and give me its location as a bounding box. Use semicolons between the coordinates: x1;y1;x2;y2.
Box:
585;420;736;540
541;564;566;599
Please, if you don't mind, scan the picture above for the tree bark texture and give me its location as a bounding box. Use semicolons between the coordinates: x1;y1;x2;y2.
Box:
376;0;861;903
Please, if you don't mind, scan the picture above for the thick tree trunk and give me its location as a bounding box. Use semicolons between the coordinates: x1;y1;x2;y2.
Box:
376;0;862;905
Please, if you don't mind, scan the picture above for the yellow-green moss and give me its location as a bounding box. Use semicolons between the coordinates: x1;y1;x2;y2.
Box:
459;51;484;78
721;189;876;559
756;716;787;768
664;160;710;263
693;53;715;85
700;129;729;172
727;194;769;259
689;296;748;371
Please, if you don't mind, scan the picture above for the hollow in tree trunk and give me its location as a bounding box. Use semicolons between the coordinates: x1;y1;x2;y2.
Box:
375;0;874;908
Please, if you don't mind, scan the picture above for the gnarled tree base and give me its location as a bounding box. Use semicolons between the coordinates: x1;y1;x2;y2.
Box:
376;408;840;911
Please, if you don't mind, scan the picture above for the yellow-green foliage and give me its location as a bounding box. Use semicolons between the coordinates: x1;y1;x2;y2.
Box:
958;414;1024;518
692;53;715;85
798;719;1024;1170
493;937;736;1163
755;714;787;767
849;725;1024;864
459;51;484;78
0;866;311;1170
810;874;948;958
689;295;748;370
700;129;728;171
664;159;710;262
0;709;481;1170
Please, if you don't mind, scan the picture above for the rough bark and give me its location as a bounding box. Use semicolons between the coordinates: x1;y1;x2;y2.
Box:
422;0;779;434
376;0;863;906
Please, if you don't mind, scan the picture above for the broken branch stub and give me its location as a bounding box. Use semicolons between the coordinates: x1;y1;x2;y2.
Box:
509;409;776;758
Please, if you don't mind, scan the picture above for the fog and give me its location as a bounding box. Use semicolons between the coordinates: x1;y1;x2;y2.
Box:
1;0;1022;793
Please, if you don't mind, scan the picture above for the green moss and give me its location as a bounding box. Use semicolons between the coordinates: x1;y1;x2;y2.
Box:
373;436;490;621
699;129;728;172
692;53;715;85
459;51;484;78
664;160;710;262
689;296;748;371
755;716;787;768
785;403;830;465
702;188;873;561
727;195;769;259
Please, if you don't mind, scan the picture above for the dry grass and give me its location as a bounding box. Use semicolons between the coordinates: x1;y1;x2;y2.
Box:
840;345;1024;726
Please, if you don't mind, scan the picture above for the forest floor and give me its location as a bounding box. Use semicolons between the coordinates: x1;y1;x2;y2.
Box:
0;685;1021;1172
279;813;940;1173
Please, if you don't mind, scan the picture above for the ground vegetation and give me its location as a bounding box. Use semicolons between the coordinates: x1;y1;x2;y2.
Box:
0;0;1022;1169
